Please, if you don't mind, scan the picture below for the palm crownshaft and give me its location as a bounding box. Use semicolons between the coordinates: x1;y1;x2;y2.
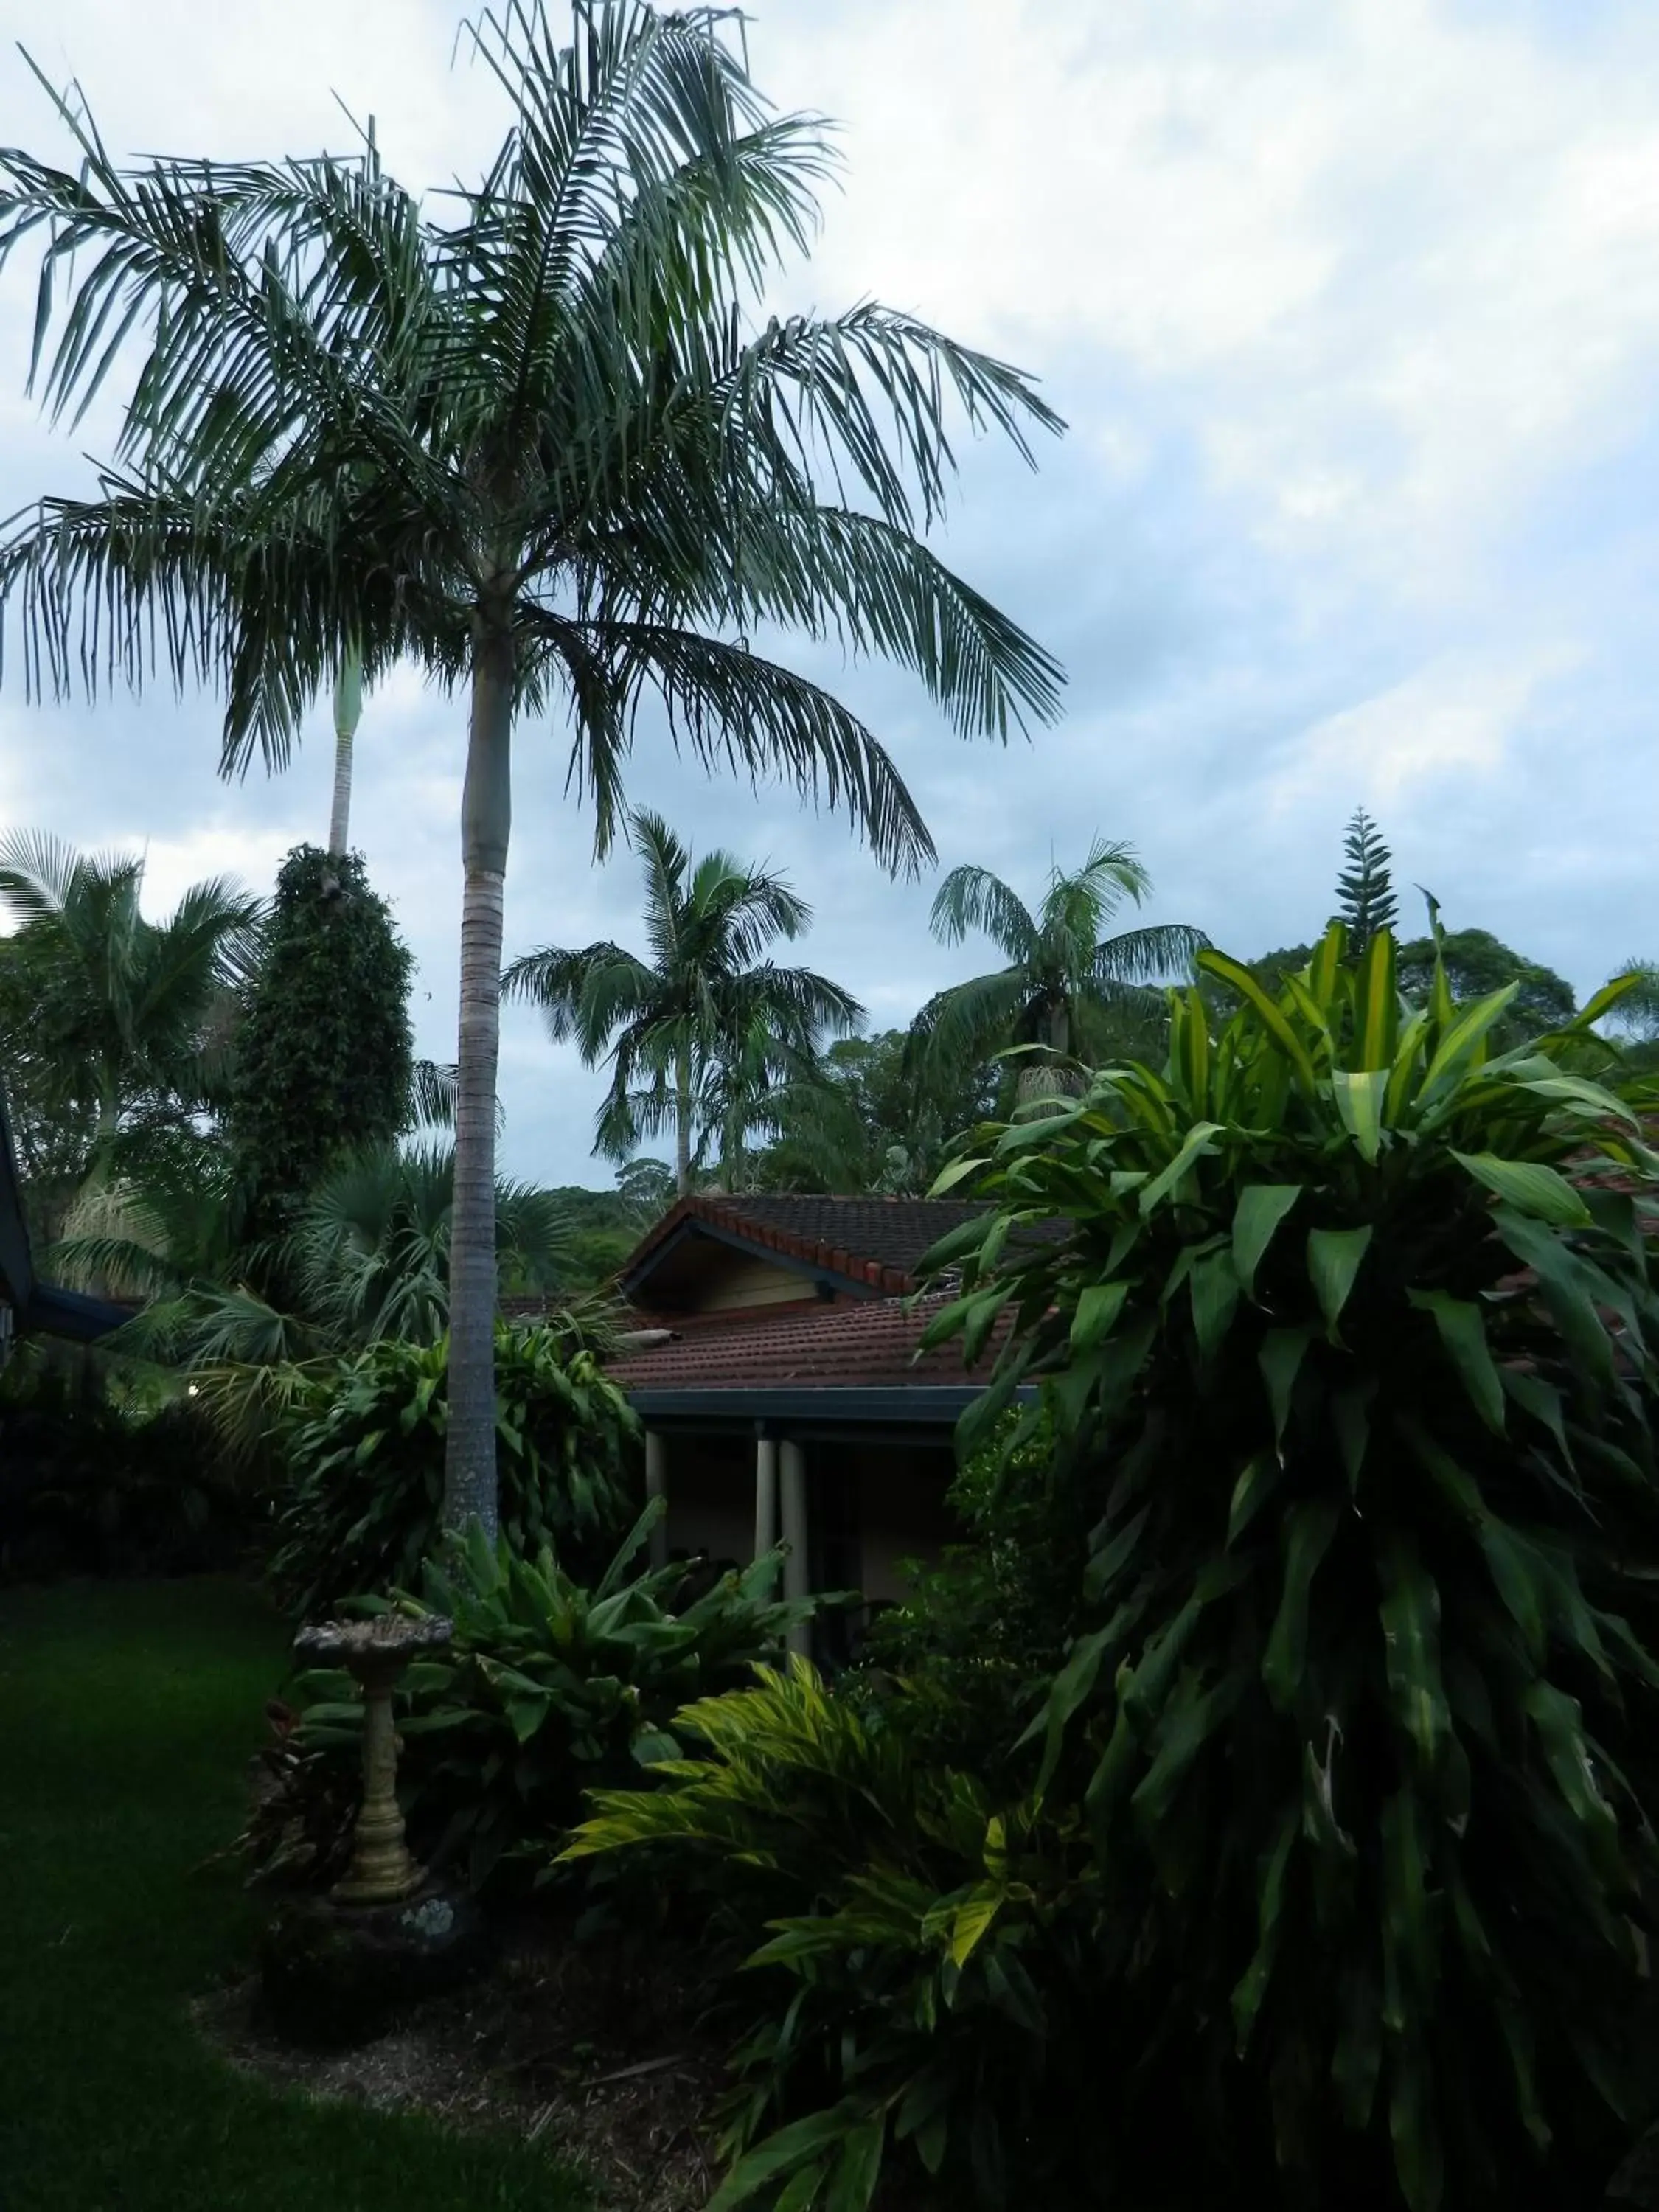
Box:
917;839;1208;1090
505;809;862;1195
0;1;1062;1534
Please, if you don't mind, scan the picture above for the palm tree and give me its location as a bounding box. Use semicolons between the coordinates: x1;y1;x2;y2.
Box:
0;3;1062;1537
505;808;862;1194
56;1138;573;1456
915;840;1208;1098
327;642;363;858
0;832;262;1172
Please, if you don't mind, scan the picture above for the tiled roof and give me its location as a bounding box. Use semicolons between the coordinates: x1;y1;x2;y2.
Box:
618;1194;998;1298
607;1293;998;1393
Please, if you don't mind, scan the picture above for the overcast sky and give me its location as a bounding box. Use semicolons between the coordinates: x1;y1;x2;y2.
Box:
2;0;1658;1183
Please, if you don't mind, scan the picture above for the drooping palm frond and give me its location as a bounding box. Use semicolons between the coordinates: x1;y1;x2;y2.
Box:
1088;922;1209;990
910;967;1030;1069
929;865;1040;963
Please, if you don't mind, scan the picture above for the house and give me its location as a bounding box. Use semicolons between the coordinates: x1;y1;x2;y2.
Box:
0;1081;128;1362
601;1195;1029;1652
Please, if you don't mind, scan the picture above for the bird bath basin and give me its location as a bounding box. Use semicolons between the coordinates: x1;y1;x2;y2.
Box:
293;1613;453;1906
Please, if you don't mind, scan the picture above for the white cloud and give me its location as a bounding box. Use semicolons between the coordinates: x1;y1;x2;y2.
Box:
1;1;1658;1178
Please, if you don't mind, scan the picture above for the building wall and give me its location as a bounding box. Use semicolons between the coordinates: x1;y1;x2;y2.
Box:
691;1252;822;1312
655;1430;959;1611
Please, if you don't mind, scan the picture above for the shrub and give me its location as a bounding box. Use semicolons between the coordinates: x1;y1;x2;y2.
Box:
566;1658;1098;2211
919;922;1659;2210
0;1355;246;1579
268;1321;638;1615
274;1515;817;1891
849;1410;1090;1778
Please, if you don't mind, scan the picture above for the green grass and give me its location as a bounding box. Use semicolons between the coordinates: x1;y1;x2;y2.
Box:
0;1578;590;2212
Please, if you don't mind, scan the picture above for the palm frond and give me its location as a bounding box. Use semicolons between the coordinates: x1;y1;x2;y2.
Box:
541;615;932;874
928;864;1039;960
911;966;1029;1069
1088;922;1210;991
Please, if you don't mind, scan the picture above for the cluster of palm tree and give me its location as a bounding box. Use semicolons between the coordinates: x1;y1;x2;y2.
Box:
0;0;1066;1539
0;831;574;1441
506;821;1208;1195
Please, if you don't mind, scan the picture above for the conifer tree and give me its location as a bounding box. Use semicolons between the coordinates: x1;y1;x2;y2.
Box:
1332;807;1398;951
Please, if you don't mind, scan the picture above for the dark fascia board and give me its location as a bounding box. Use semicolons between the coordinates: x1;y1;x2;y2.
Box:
627;1384;1034;1432
26;1282;132;1344
619;1214;883;1305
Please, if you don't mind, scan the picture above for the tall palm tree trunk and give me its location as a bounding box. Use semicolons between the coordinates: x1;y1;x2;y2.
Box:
675;1045;693;1197
327;646;363;858
445;625;513;1539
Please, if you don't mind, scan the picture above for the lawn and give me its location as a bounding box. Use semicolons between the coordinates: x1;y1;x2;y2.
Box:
0;1576;590;2212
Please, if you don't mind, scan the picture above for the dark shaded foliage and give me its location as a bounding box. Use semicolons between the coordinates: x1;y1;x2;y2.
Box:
229;846;413;1223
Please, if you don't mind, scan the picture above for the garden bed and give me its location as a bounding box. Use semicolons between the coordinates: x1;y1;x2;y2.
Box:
198;1907;728;2211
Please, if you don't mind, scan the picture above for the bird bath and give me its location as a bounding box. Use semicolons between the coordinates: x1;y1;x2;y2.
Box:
293;1613;453;1906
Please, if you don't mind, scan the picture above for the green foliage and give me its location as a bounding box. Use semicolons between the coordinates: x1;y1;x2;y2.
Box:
1332;806;1398;948
505;810;862;1188
566;1659;1094;2212
0;1353;245;1579
851;1411;1089;1775
0;831;261;1200
914;838;1206;1091
0;926;97;1242
925;924;1659;2209
268;1323;639;1616
284;1517;816;1892
229;846;413;1219
752;1031;1001;1196
1398;925;1576;1032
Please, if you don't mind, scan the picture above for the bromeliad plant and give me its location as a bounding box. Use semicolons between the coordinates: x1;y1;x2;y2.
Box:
923;922;1659;2211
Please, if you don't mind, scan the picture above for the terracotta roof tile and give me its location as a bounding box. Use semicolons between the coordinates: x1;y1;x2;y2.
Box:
606;1293;998;1392
617;1194;998;1298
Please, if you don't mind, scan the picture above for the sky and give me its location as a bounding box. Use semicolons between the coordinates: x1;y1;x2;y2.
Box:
1;0;1658;1183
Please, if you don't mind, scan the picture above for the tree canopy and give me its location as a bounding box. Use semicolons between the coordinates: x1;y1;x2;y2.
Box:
0;0;1062;1535
229;844;414;1224
914;838;1206;1095
505;810;862;1194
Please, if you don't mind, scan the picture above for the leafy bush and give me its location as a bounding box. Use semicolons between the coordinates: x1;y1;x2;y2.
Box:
274;1514;816;1892
566;1659;1098;2212
268;1322;638;1615
918;922;1659;2210
0;1356;246;1579
570;925;1659;2212
849;1410;1089;1778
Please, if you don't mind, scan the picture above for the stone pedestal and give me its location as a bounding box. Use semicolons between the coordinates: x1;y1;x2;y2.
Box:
259;1888;491;2048
293;1611;453;1907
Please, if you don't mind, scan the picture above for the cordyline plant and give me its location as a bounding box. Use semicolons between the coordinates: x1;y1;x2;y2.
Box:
0;0;1062;1542
924;922;1659;2211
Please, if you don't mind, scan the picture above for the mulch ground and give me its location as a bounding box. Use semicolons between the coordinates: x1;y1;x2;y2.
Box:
198;1908;732;2211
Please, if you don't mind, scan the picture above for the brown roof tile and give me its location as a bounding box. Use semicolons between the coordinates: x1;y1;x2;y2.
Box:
606;1293;999;1392
617;1194;998;1299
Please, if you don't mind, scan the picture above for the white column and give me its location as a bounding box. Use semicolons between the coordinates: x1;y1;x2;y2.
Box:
644;1428;669;1568
754;1433;779;1562
779;1439;811;1658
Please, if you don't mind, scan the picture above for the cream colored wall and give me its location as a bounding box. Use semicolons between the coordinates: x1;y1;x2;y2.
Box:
692;1251;818;1312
